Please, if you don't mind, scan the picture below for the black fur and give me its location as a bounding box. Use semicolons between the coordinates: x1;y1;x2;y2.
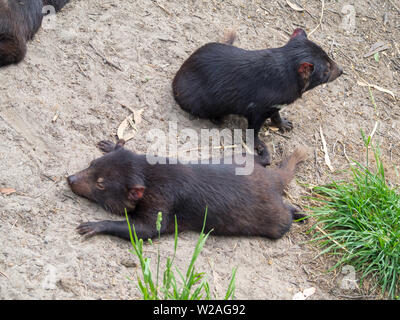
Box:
0;0;69;67
172;28;342;165
67;140;308;241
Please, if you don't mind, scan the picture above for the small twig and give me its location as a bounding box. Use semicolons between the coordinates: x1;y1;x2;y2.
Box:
363;43;390;58
0;270;9;279
259;4;272;14
309;0;325;37
304;9;317;20
151;0;171;15
52;111;60;123
74;62;89;78
157;37;178;43
42;173;57;182
10;218;18;231
88;42;123;72
326;8;340;16
62;193;76;201
357;77;396;100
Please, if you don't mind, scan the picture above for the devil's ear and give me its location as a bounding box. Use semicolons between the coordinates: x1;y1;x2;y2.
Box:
290;28;307;40
127;185;146;202
115;139;126;150
298;62;314;79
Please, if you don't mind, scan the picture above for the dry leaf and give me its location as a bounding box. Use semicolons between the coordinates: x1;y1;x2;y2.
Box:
117;115;130;139
320;126;334;172
286;0;304;11
117;115;136;141
0;188;16;195
117;107;145;142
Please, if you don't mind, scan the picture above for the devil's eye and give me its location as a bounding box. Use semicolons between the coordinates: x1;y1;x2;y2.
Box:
96;177;105;190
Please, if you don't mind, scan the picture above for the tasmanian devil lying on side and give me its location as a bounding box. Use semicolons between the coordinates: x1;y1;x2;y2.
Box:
172;29;342;166
67;139;308;241
0;0;69;67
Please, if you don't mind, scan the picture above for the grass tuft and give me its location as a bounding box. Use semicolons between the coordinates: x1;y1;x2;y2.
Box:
125;207;237;300
308;130;400;299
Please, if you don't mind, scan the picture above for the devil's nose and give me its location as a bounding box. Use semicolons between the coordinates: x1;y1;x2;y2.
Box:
67;175;77;185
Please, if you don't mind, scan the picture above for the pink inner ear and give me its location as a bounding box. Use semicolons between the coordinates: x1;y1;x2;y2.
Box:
290;28;306;40
128;185;146;202
298;62;314;75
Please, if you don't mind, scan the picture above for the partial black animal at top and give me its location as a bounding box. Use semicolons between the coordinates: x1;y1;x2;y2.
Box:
172;28;343;166
0;0;70;67
67;139;308;241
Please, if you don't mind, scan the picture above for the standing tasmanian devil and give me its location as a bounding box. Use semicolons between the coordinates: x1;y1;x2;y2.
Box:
172;29;342;165
67;139;308;241
0;0;70;67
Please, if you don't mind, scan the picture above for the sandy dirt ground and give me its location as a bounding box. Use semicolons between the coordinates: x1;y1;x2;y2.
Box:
0;0;399;299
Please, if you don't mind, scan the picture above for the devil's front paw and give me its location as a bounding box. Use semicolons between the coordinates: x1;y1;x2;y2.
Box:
77;221;108;237
277;118;293;132
97;140;116;153
270;116;294;133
